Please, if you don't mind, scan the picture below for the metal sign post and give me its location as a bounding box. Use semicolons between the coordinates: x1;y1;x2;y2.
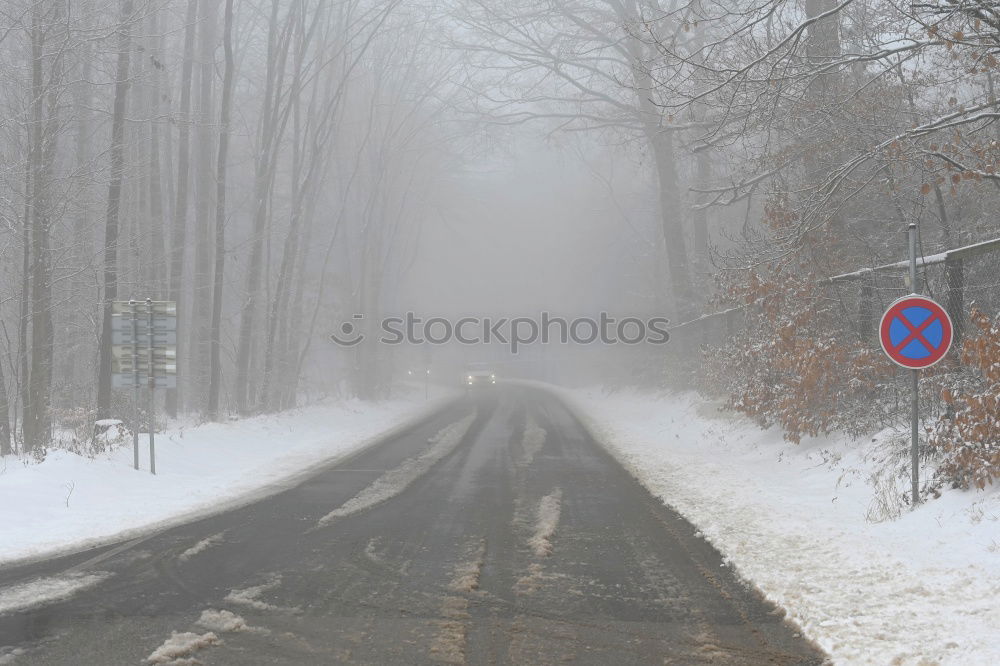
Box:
111;299;176;474
146;298;156;475
877;224;953;507
131;299;140;471
908;225;919;507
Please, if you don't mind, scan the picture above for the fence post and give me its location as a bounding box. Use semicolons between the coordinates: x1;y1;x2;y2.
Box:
945;255;964;344
858;274;875;342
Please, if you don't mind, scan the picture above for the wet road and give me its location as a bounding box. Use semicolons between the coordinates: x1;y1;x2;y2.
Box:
0;385;826;665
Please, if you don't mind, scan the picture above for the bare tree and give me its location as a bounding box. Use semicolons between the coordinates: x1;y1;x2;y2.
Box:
24;0;70;450
165;0;200;417
207;0;234;420
95;0;135;422
189;0;218;410
0;339;10;455
452;0;697;314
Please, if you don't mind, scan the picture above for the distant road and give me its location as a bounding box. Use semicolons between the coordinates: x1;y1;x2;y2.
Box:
0;386;825;665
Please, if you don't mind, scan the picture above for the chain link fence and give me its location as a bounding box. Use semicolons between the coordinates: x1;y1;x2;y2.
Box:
666;237;1000;410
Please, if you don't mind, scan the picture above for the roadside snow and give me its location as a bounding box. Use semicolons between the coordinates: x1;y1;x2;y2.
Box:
0;572;112;615
560;386;1000;666
0;385;456;567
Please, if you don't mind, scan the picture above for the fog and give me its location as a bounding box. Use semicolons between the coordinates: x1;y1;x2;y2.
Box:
2;0;999;453
399;135;650;317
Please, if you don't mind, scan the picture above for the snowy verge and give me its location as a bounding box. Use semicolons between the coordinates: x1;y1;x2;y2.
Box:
551;385;1000;666
0;385;458;568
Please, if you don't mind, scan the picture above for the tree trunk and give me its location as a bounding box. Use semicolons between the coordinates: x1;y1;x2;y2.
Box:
260;15;309;412
617;3;694;318
148;8;167;296
19;144;33;450
234;0;295;413
648;130;694;318
189;0;218;412
25;0;66;451
165;0;199;417
95;0;134;422
0;340;10;455
208;0;234;420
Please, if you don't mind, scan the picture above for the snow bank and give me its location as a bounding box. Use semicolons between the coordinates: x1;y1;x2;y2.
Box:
0;386;457;567
560;387;1000;666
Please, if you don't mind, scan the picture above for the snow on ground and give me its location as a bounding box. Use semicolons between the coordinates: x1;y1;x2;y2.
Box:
560;386;1000;666
177;532;226;562
223;575;288;612
196;609;262;634
0;385;456;567
0;572;112;615
317;411;477;526
519;416;546;466
528;488;562;558
145;630;220;664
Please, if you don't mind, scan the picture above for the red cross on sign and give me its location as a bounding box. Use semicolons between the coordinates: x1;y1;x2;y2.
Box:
879;295;953;369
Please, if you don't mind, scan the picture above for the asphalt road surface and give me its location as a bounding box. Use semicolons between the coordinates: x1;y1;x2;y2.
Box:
0;385;827;665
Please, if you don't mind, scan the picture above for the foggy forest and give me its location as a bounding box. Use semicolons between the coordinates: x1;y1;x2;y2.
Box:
1;0;999;486
1;1;1000;663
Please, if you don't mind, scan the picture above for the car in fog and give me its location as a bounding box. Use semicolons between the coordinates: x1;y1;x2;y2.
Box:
464;363;496;389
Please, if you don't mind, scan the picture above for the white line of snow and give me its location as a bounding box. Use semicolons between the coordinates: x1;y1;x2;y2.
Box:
431;539;487;664
196;608;265;634
178;532;226;562
317;412;477;526
223;575;283;612
0;647;25;664
145;631;221;664
529;489;562;558
520;416;546;466
450;538;487;594
0;571;112;616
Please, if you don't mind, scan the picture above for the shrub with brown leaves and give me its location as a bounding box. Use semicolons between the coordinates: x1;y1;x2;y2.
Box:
930;308;1000;490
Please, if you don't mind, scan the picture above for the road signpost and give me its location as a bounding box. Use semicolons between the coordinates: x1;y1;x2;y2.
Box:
879;224;953;507
110;299;177;474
